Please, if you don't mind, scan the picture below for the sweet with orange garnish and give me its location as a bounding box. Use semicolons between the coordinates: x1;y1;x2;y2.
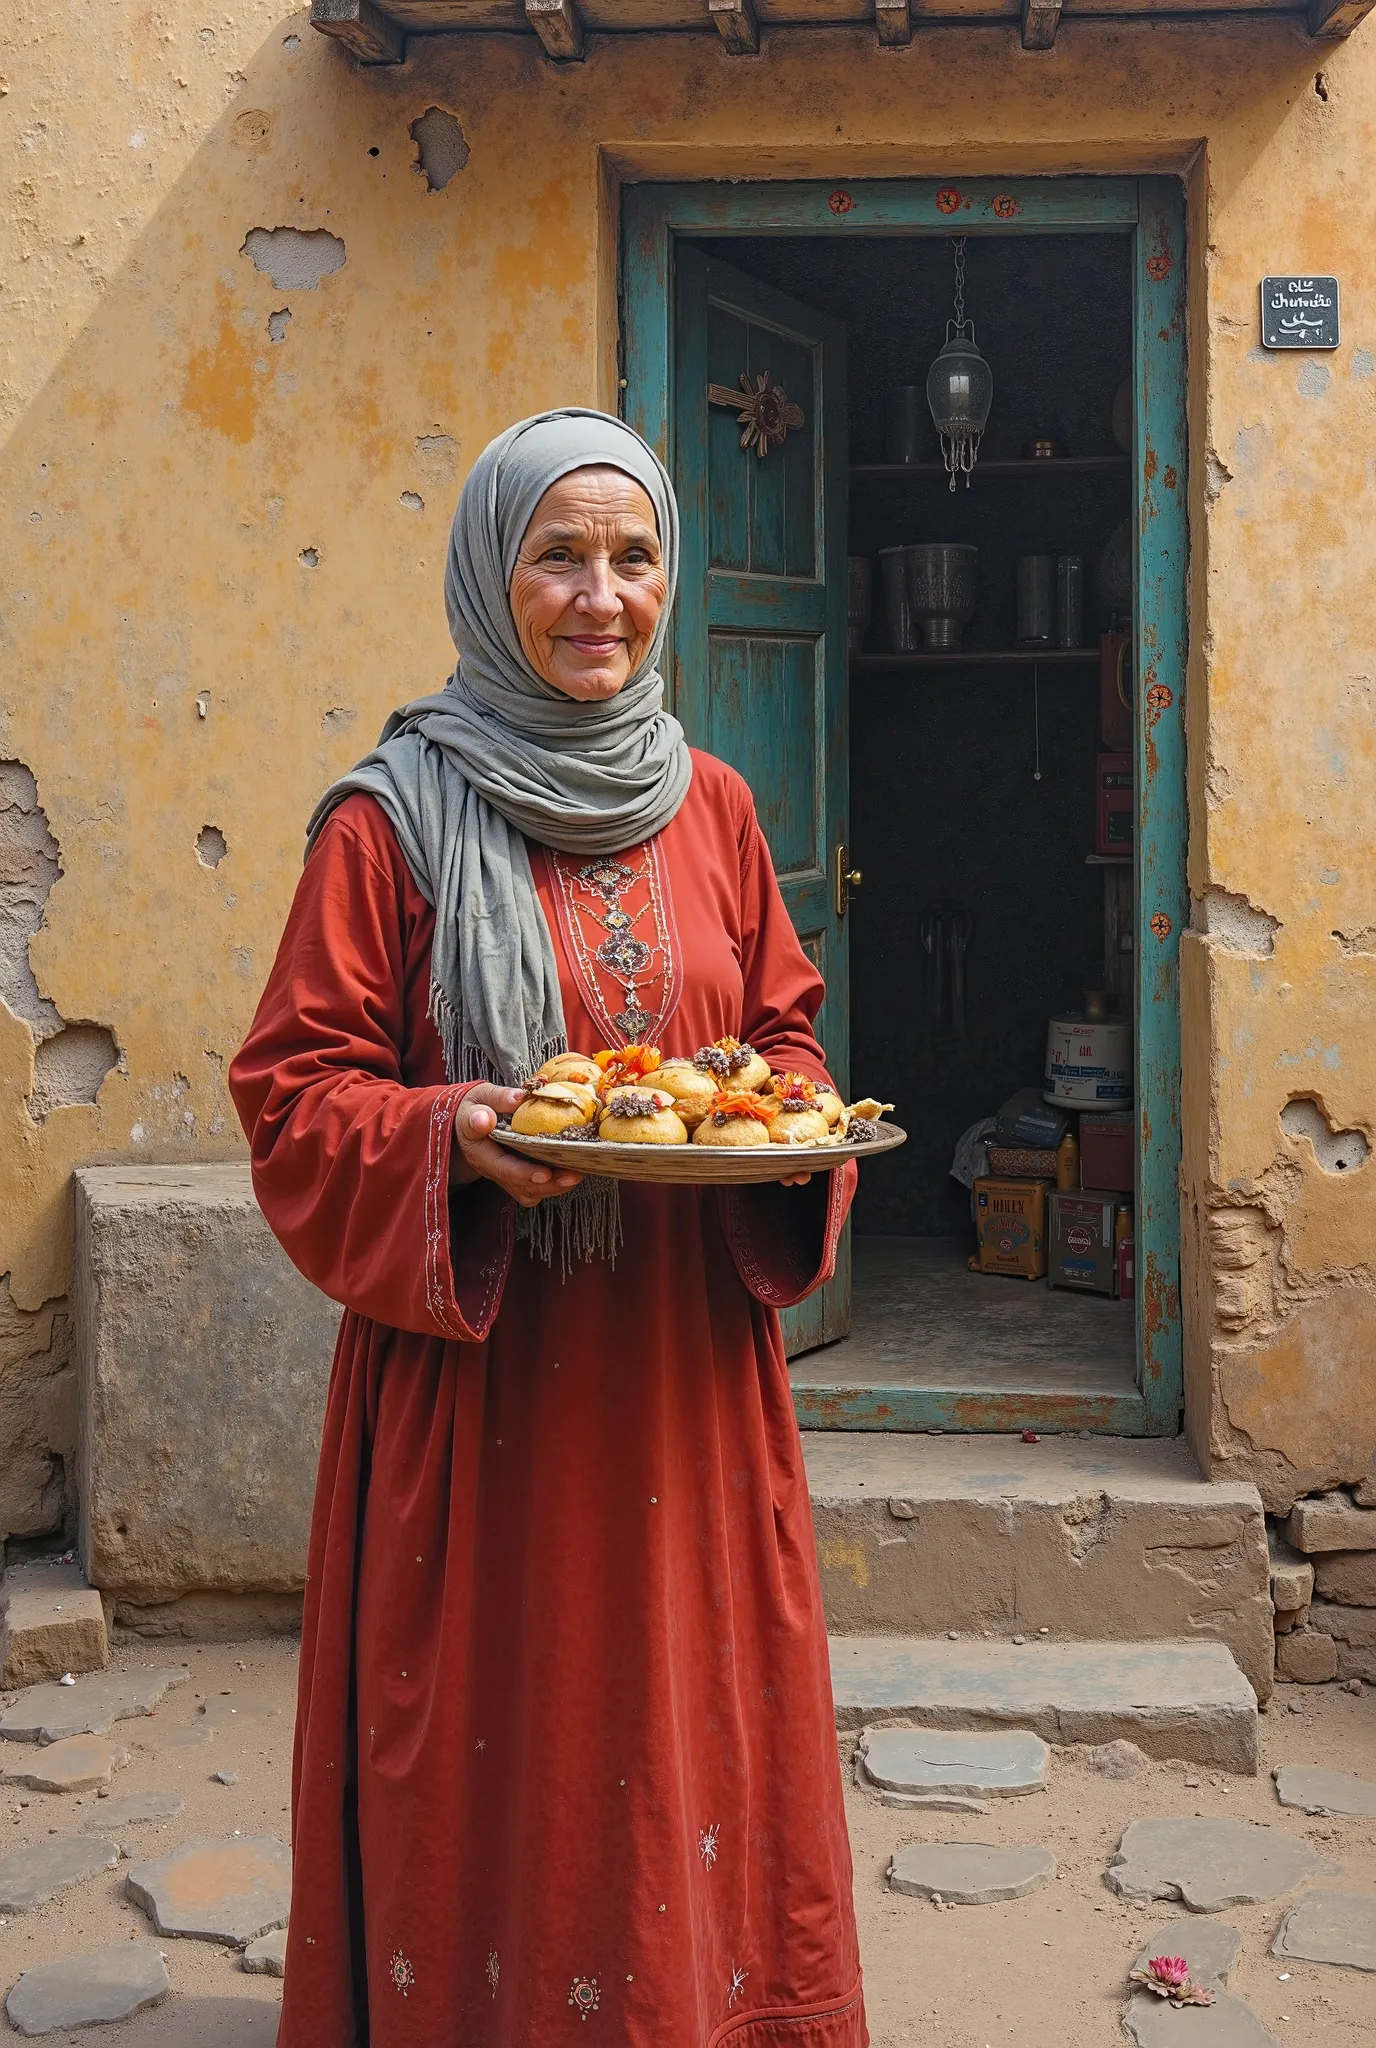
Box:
692;1037;770;1091
594;1044;662;1090
691;1088;778;1147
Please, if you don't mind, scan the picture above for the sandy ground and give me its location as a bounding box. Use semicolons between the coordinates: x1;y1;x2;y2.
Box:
1;1638;1374;2043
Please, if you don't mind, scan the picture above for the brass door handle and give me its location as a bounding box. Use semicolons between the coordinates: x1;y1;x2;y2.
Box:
835;843;863;918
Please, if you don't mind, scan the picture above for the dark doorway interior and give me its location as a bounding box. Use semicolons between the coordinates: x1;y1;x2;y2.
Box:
691;230;1138;1422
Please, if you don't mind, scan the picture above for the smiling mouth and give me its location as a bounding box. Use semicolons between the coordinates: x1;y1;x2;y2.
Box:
563;636;625;656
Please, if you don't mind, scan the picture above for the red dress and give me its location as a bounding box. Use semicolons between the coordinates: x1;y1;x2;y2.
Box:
229;750;865;2047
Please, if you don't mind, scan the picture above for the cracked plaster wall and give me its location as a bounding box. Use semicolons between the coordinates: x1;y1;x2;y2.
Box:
0;5;1374;1539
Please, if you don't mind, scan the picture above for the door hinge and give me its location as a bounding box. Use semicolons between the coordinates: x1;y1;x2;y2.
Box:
835;843;863;918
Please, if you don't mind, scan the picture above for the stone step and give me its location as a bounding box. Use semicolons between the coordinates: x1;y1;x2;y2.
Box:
805;1430;1274;1700
0;1559;108;1688
830;1635;1259;1773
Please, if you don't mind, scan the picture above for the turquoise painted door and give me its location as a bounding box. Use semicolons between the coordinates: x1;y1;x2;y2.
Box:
672;246;851;1353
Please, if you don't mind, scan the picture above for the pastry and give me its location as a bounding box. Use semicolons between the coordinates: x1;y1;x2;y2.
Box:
511;1081;600;1136
692;1037;771;1093
692;1090;778;1147
841;1097;895;1143
536;1052;603;1088
651;1060;719;1128
766;1073;832;1147
598;1087;687;1145
814;1088;845;1129
594;1044;663;1092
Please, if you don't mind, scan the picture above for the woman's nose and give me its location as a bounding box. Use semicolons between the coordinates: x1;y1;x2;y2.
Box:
573;557;621;619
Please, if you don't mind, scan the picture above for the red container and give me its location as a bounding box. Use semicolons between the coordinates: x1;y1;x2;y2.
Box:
1096;753;1134;858
1080;1110;1134;1193
1117;1237;1135;1301
1099;632;1132;751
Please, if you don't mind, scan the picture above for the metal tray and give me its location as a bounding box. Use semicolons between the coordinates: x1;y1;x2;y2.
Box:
490;1119;907;1186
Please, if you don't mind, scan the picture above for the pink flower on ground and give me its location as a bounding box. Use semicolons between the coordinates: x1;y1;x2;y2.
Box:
1151;1958;1190;1989
1128;1956;1215;2008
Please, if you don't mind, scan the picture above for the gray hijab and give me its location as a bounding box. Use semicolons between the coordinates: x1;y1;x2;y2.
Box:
307;408;691;1093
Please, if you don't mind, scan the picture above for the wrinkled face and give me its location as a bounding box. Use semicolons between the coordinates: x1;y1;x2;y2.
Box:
508;466;668;701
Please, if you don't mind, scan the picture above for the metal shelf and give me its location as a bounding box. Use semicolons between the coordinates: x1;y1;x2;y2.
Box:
851;649;1100;673
851;456;1131;482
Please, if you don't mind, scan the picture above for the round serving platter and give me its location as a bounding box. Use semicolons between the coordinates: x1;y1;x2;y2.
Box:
490;1119;907;1186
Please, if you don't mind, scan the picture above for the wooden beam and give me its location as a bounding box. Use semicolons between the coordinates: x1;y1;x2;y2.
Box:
1021;0;1063;49
709;0;759;55
310;0;405;64
875;0;912;48
1307;0;1376;34
525;0;585;58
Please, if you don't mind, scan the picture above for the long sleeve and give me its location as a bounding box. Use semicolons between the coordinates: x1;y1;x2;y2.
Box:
717;789;856;1308
228;806;512;1340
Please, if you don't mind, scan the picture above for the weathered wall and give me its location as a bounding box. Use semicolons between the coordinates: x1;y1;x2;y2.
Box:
1;4;1373;1535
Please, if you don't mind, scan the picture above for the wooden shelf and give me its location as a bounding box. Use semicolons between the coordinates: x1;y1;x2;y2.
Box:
1086;854;1132;866
851;457;1130;482
851;649;1100;673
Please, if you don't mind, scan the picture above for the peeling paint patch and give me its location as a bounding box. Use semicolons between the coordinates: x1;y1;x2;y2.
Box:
1198;888;1279;959
400;491;424;513
241;227;346;292
0;761;62;1037
1332;926;1376;955
410;108;470;193
1280;1096;1368;1173
299;547;319;568
266;308;291;344
1297;361;1331;399
414;432;459;486
196;826;228;870
322;707;357;733
29;1025;119;1122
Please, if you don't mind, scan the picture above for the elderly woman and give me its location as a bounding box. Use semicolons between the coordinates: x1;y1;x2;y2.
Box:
230;410;865;2046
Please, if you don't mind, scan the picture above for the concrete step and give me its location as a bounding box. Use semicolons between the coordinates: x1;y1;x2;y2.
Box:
830;1636;1259;1773
805;1430;1274;1701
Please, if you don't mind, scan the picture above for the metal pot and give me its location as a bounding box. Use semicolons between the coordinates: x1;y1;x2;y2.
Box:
905;543;977;650
878;547;918;652
847;556;873;653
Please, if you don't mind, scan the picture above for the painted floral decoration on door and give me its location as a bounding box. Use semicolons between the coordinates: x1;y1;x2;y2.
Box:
707;370;805;457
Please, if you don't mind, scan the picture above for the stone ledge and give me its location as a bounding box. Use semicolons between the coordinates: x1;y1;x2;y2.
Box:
74;1165;339;1612
1284;1493;1376;1554
0;1559;107;1686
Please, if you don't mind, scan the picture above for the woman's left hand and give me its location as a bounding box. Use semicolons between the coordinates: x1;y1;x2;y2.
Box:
779;1172;812;1187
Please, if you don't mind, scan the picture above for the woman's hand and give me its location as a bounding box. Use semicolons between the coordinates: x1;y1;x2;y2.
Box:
779;1171;812;1187
450;1084;584;1207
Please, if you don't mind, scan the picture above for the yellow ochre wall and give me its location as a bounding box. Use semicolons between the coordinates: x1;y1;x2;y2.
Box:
1;5;1372;1536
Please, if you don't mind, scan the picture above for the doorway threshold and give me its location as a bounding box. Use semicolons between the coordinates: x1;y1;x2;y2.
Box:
791;1236;1146;1436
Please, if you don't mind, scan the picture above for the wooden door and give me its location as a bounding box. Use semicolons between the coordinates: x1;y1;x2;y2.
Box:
672;246;851;1353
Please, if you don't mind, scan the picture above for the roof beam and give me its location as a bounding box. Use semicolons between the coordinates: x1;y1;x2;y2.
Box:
710;0;760;54
875;0;912;45
526;0;586;59
1307;0;1376;33
310;0;405;63
1021;0;1063;48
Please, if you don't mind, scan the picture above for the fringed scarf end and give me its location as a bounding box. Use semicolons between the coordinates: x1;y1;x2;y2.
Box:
516;1176;623;1277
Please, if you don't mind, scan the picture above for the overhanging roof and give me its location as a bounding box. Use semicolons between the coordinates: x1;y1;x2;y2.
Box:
311;0;1375;64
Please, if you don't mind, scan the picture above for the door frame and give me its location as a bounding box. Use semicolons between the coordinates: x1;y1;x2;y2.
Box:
621;177;1188;1437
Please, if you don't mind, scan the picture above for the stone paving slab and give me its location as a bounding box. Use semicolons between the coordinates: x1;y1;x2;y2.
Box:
1123;1987;1279;2047
0;1668;188;1744
1131;1918;1242;1989
196;1691;284;1724
96;1788;183;1830
154;1722;214;1749
830;1637;1259;1772
0;1836;119;1912
126;1835;290;1944
1107;1817;1339;1911
1273;1764;1376;1818
887;1841;1055;1903
5;1944;169;2036
1;1734;129;1793
877;1790;989;1813
1272;1890;1376;1972
242;1927;288;1976
859;1726;1047;1799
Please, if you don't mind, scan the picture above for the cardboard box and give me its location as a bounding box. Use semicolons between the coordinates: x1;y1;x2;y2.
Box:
972;1177;1052;1280
1048;1190;1123;1295
1080;1110;1134;1193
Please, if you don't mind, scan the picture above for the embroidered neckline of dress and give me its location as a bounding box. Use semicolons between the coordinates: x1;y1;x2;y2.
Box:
547;840;682;1049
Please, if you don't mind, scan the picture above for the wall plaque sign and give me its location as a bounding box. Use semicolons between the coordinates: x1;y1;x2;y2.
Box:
1261;276;1340;350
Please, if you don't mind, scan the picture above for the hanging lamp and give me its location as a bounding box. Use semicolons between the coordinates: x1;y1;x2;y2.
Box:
926;236;994;490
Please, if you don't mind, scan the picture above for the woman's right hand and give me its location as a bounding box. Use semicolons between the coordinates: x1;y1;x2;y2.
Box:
450;1084;584;1207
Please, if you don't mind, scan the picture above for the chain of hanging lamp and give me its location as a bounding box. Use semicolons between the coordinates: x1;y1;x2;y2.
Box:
952;234;967;336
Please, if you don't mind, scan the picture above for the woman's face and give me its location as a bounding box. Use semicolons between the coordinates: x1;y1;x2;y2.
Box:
509;466;668;701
